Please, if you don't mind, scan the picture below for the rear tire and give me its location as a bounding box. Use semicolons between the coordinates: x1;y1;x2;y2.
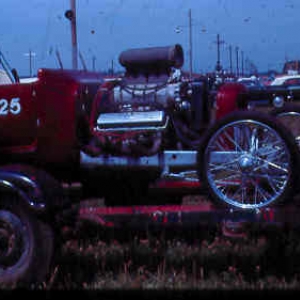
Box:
197;111;299;210
0;194;54;288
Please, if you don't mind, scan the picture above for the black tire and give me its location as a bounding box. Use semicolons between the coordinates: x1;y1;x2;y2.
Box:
197;111;300;210
0;194;54;288
270;103;300;149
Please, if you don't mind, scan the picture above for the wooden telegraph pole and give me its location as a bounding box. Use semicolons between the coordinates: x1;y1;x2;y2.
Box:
65;0;78;69
214;34;224;73
229;45;233;74
235;46;239;77
24;49;36;77
188;9;193;79
241;50;244;76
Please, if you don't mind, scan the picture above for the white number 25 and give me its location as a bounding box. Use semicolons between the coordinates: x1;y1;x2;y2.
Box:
0;98;21;115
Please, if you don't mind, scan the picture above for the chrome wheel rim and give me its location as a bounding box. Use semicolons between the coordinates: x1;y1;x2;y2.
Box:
205;119;291;209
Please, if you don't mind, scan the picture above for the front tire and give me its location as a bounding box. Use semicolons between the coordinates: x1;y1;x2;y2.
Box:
197;111;299;210
271;103;300;149
0;194;54;288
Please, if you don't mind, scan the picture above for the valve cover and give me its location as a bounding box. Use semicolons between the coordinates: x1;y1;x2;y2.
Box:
96;110;167;131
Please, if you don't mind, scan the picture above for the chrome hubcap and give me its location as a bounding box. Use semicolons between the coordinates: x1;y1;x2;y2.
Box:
238;154;255;171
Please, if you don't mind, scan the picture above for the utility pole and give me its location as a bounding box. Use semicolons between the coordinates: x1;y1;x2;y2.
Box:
24;49;36;77
188;8;193;79
214;34;224;73
235;46;239;77
70;0;78;69
65;0;78;69
92;56;96;71
229;45;233;74
111;60;114;76
241;50;244;76
245;58;249;75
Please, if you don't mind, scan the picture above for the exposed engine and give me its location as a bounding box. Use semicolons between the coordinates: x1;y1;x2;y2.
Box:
87;44;209;157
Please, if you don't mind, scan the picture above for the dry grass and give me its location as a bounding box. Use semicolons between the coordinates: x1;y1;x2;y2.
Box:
42;222;300;290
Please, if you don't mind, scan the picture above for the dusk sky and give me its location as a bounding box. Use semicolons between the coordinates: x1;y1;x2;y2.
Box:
1;0;299;76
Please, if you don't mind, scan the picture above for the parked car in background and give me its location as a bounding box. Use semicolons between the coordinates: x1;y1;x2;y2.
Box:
270;74;300;87
237;76;266;90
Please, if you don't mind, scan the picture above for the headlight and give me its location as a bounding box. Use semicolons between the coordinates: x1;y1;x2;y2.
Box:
272;96;284;108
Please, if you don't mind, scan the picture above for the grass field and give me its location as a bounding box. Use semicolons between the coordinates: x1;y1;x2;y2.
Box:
42;213;300;290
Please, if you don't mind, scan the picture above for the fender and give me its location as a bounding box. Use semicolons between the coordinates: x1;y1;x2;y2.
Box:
0;164;68;215
215;82;247;120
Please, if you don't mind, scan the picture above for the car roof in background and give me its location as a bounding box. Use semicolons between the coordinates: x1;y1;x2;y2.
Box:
270;75;300;86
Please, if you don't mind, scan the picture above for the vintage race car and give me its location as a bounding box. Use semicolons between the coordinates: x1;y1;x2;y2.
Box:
0;44;299;286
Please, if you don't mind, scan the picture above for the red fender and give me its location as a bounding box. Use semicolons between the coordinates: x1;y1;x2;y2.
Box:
215;83;247;120
80;80;117;156
89;80;116;129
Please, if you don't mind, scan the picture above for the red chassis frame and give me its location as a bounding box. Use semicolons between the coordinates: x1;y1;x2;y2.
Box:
0;68;296;236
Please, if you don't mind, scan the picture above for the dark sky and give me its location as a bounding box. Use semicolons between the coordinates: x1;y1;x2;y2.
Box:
1;0;299;76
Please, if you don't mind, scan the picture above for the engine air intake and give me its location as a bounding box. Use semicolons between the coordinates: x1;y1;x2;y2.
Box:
119;44;184;76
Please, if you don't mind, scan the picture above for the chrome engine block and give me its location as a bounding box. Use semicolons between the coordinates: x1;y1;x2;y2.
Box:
112;82;182;108
90;44;194;157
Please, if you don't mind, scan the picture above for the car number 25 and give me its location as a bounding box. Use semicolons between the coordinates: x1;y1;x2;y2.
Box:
0;98;21;115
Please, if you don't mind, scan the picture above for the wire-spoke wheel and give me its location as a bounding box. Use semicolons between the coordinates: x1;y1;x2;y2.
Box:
197;111;299;210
